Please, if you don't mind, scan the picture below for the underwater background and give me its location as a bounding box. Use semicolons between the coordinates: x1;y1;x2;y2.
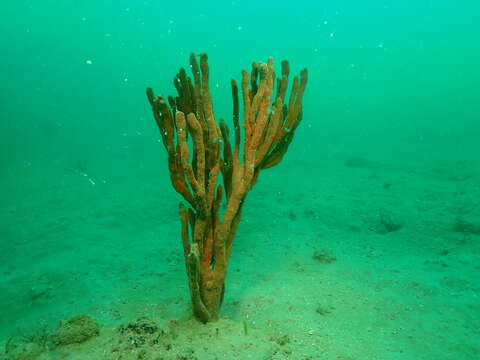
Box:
1;0;479;359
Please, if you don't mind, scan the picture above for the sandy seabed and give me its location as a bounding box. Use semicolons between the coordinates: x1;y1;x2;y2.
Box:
1;154;479;360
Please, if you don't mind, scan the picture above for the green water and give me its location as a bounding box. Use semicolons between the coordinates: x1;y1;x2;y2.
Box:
1;1;479;359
